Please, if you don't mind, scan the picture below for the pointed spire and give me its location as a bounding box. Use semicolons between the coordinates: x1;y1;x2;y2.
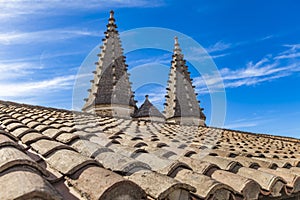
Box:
107;10;117;32
82;11;137;118
174;36;182;55
133;95;164;121
164;37;206;125
109;10;114;19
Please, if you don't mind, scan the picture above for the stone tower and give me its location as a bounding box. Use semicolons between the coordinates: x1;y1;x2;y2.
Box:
133;95;165;122
164;37;206;126
82;11;137;117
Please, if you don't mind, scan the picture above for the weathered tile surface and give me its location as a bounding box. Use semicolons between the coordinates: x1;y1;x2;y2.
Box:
0;100;299;200
0;169;62;200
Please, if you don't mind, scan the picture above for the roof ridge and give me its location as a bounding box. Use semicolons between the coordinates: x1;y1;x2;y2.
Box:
207;125;300;143
1;99;299;142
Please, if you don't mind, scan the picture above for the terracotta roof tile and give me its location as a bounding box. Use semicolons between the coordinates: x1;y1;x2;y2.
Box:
0;146;48;176
5;121;26;130
95;151;151;174
10;127;35;138
174;169;233;199
55;133;79;144
68;166;147;200
0;169;62;200
31;139;75;156
236;167;286;197
258;167;300;194
0;100;300;199
0;133;20;149
127;170;196;199
27;121;44;129
46;149;99;175
21;131;49;144
71;139;113;157
177;157;219;175
200;155;242;172
42;128;65;138
211;170;261;199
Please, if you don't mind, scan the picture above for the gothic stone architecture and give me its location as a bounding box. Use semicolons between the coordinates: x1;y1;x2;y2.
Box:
0;11;300;200
82;11;205;125
82;11;137;118
163;37;206;126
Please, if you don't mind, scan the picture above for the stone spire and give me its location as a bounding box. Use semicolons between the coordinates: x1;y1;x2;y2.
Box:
133;95;165;122
163;37;206;125
82;10;137;117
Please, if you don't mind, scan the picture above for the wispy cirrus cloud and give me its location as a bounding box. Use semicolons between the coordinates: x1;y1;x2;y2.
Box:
275;53;300;60
260;35;274;41
224;121;258;129
194;62;299;94
194;46;300;94
223;116;273;130
0;0;165;19
186;41;232;61
0;50;86;66
126;41;300;97
0;60;76;107
127;53;171;67
206;41;232;53
0;29;101;45
127;41;232;69
275;44;300;60
0;75;76;97
0;62;42;80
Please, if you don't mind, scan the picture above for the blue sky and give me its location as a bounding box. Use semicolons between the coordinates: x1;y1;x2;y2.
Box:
0;0;299;138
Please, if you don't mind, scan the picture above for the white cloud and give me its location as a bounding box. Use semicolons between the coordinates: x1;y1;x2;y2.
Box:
224;122;258;129
283;44;300;49
260;35;274;41
223;116;271;130
0;29;101;45
0;59;76;106
194;52;300;94
0;75;75;97
126;41;300;97
275;52;300;59
0;0;165;19
275;44;300;60
0;51;85;63
206;41;232;53
186;41;232;61
127;53;171;67
0;62;42;80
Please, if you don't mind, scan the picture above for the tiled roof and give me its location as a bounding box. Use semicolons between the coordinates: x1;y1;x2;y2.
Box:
0;100;299;200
